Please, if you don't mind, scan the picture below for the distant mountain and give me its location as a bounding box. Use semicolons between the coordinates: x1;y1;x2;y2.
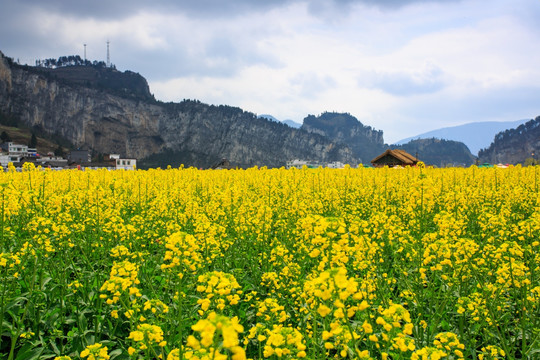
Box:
395;138;475;167
282;119;302;129
478;116;540;164
258;114;302;128
395;120;529;155
301;112;385;163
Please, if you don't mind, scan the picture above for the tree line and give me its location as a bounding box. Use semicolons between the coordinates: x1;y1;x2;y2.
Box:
35;55;115;70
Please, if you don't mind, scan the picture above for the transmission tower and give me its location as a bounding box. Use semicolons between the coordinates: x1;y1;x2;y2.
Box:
106;40;110;67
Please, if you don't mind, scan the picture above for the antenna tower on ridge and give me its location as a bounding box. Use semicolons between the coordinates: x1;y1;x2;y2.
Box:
84;44;87;62
106;40;110;67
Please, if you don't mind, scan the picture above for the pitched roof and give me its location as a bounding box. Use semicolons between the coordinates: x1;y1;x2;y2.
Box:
371;149;418;164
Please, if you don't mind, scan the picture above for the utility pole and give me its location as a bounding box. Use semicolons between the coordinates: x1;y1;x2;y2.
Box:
106;40;110;67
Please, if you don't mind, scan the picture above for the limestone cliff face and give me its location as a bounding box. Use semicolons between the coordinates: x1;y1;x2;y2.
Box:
0;55;164;159
478;117;540;164
302;112;385;163
0;52;356;168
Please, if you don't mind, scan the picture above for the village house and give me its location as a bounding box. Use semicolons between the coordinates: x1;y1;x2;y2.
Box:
0;142;29;167
371;149;419;168
68;149;91;164
107;154;137;170
286;159;322;169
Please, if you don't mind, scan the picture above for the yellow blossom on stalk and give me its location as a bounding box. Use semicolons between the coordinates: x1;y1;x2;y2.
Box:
412;346;448;360
161;231;203;273
478;345;506;360
166;349;180;360
80;343;110;360
262;325;307;359
303;267;359;317
19;331;34;339
100;260;141;304
128;323;166;354
184;311;246;360
433;332;465;355
195;271;241;314
256;297;288;323
143;299;169;318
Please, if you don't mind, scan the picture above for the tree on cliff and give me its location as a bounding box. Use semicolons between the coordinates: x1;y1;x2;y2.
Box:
1;131;11;143
28;133;37;148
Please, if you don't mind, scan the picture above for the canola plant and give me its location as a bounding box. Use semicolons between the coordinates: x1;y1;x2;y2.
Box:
0;164;538;359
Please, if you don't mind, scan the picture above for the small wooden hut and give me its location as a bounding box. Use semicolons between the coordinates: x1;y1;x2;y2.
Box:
371;149;419;168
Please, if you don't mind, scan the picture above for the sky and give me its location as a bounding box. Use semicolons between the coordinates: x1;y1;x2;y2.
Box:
1;0;539;144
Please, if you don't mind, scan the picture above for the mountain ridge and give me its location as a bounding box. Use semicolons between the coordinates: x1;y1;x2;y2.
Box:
301;112;385;163
395;119;529;155
0;51;356;168
478;116;540;164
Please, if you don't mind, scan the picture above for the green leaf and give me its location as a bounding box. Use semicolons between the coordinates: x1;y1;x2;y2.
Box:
48;339;60;356
440;320;450;331
15;343;44;360
108;348;123;360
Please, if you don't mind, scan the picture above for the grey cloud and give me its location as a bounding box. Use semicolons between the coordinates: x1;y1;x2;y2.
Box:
12;0;290;19
116;35;282;81
362;65;446;96
12;0;461;19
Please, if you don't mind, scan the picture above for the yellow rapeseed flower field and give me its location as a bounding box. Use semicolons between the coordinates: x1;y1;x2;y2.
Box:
0;165;538;359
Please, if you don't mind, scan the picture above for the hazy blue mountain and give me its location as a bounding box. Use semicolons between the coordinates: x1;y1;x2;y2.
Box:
395;120;529;155
258;114;301;128
282;119;302;128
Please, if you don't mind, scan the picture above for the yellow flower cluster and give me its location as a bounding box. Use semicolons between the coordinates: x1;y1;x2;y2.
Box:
128;323;167;356
303;267;364;319
256;297;288;323
161;231;202;275
262;325;307;359
80;343;110;360
196;271;241;313
100;260;142;304
182;311;246;360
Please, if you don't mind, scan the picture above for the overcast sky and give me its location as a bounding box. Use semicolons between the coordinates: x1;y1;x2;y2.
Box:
1;0;539;143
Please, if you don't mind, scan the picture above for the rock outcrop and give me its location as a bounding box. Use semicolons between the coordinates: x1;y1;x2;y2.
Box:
478;117;540;164
301;112;385;163
0;52;356;168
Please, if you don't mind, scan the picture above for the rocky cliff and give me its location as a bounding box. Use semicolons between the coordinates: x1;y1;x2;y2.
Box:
301;112;385;163
478;116;540;164
395;138;475;167
0;52;356;168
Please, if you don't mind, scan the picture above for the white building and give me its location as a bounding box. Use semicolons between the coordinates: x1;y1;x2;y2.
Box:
327;161;346;169
1;142;28;156
286;159;321;169
0;154;23;167
115;158;136;170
